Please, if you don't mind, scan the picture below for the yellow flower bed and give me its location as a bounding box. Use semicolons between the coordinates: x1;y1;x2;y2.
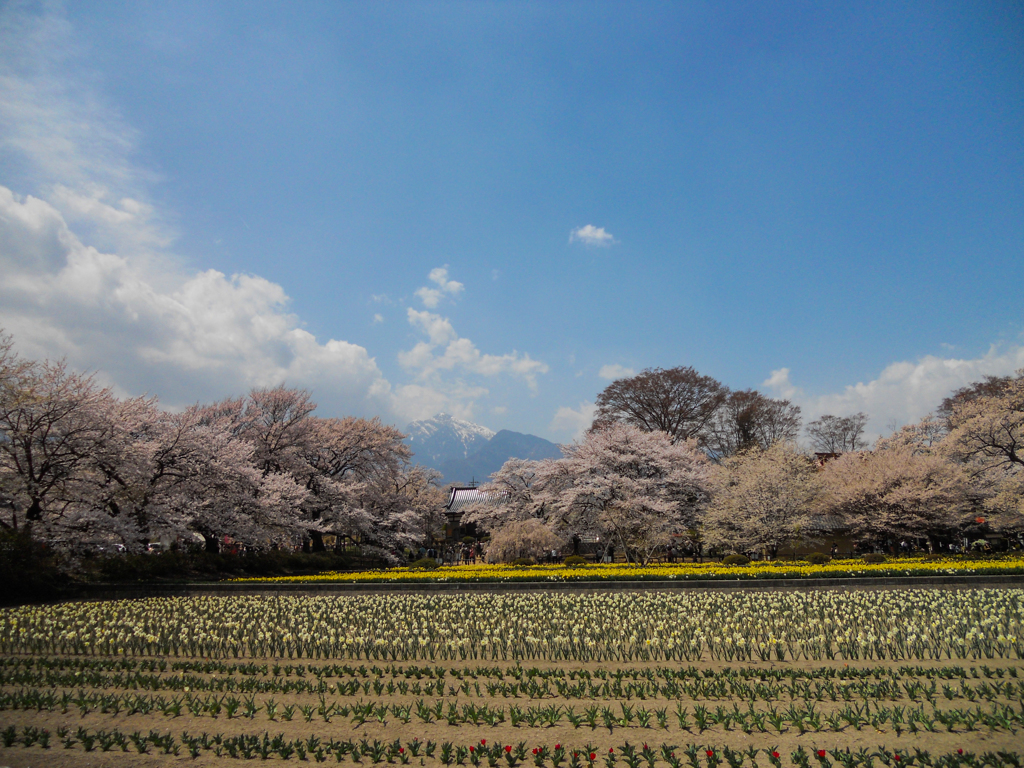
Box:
232;556;1024;583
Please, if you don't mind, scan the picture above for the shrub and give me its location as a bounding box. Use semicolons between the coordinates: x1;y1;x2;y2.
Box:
805;552;829;565
510;557;536;567
862;553;886;564
563;555;588;567
722;553;750;566
408;558;441;570
485;519;563;564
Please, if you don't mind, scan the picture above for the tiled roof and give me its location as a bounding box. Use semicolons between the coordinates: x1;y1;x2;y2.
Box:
445;487;506;515
811;514;850;533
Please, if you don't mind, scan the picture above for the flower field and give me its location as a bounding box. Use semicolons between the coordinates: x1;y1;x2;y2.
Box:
1;589;1023;767
230;557;1024;585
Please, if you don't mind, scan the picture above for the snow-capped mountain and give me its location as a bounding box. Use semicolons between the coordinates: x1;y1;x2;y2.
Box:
404;413;495;469
439;429;563;486
404;414;562;486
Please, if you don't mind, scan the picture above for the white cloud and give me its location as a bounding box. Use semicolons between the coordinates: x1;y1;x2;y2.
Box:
395;267;550;417
406;309;458;346
372;313;384;324
491;406;508;415
764;346;1024;443
48;184;171;253
569;224;616;247
414;265;464;308
0;186;396;419
550;401;597;442
598;363;635;380
400;302;549;391
390;382;488;424
414;288;444;309
762;367;801;400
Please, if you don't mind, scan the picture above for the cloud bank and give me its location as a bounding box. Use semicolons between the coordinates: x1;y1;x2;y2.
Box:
764;345;1024;443
0;186;394;418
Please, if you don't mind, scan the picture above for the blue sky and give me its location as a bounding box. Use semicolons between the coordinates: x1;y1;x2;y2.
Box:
1;1;1022;444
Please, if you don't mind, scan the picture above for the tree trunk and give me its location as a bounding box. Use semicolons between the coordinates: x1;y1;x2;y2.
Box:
203;534;220;554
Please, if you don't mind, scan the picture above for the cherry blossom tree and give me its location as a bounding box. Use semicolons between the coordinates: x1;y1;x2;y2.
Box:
484;518;564;563
702;442;822;558
941;370;1023;523
0;354;117;536
0;334;439;557
78;396;306;553
296;414;442;560
820;419;971;547
938;374;1016;424
461;457;550;534
543;423;711;563
242;386;317;478
0;341;263;550
190;394;312;551
297;416;412;551
58;394;168;549
350;463;444;561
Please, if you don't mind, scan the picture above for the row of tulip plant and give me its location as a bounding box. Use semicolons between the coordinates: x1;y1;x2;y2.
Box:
2;685;1023;736
2;658;1022;703
1;726;1021;768
2;591;1021;662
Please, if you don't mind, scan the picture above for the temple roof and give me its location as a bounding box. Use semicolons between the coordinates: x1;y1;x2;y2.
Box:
444;486;506;515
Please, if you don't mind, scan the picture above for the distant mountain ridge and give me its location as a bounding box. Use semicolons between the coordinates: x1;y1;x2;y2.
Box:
404;414;562;486
404;413;495;469
439;429;564;486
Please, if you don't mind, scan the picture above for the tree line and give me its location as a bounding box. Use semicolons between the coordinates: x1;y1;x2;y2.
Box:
0;333;444;562
467;366;1023;563
3;329;1020;567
